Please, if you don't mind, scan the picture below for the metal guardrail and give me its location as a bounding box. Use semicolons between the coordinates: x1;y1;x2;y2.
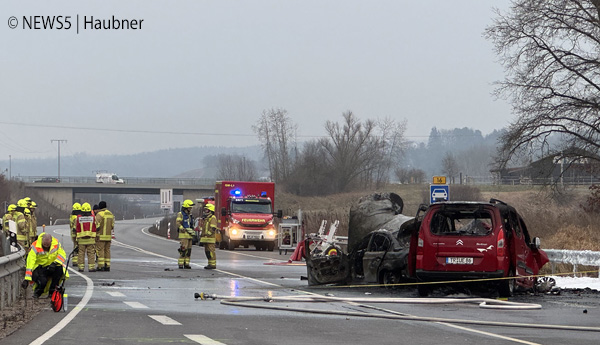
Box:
0;247;25;310
544;249;600;274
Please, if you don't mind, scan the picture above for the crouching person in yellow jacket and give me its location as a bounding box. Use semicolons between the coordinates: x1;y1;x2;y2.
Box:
22;233;68;298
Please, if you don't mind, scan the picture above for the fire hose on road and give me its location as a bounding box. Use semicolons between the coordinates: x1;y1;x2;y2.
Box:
194;292;600;333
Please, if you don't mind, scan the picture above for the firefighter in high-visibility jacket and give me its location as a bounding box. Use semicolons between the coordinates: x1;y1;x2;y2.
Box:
2;204;16;236
176;200;195;269
76;203;97;272
70;203;82;267
14;199;28;250
95;201;115;271
29;200;38;242
23;208;33;245
22;233;69;298
200;203;218;269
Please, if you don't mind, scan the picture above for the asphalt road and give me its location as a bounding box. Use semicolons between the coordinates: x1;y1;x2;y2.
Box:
5;218;600;345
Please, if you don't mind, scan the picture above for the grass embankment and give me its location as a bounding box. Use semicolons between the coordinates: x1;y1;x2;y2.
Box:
278;184;600;252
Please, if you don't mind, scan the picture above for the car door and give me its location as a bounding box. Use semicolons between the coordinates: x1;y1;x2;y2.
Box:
362;233;390;282
509;211;531;279
517;215;537;287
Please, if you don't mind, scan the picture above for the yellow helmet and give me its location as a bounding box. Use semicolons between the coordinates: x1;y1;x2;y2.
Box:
7;204;16;212
72;202;82;211
30;201;37;208
17;199;28;208
182;199;195;208
81;203;92;212
204;203;215;213
24;208;31;215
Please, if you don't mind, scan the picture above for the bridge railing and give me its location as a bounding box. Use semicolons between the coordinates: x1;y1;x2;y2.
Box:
16;176;216;186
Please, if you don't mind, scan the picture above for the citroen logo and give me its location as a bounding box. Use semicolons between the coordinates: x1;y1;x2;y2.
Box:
456;239;464;245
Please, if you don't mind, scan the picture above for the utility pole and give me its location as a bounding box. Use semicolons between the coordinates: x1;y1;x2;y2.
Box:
51;139;67;181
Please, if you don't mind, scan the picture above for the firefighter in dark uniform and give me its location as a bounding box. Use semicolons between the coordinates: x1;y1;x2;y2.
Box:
200;204;217;269
176;200;195;269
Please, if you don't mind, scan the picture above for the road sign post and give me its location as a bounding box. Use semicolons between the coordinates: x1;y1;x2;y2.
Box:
430;184;449;204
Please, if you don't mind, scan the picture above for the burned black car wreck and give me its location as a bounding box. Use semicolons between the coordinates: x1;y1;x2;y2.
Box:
305;192;416;286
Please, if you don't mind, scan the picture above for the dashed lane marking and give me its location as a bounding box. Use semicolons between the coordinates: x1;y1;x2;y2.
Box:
184;334;227;344
106;291;126;297
124;301;149;309
133;225;538;345
148;315;182;325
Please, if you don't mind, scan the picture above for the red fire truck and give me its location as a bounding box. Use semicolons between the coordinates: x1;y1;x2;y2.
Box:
215;181;282;251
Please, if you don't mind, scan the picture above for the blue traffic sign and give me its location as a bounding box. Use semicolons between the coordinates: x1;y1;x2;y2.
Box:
430;184;449;203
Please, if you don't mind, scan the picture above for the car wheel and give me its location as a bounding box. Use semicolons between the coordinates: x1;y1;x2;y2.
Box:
227;240;236;250
498;268;515;297
382;271;399;289
267;242;275;251
535;276;556;293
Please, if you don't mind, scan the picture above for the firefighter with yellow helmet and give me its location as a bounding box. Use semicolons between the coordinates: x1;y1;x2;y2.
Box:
28;200;38;244
70;203;82;267
200;203;218;269
76;202;97;272
2;204;16;236
14;199;29;250
176;199;195;269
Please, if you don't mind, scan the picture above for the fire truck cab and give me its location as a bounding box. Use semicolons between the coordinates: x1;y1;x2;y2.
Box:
215;181;282;251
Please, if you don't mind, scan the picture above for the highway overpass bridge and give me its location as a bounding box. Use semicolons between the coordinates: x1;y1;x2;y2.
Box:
20;176;216;211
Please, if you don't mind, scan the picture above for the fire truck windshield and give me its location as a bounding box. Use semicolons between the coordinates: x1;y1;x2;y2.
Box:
231;200;272;214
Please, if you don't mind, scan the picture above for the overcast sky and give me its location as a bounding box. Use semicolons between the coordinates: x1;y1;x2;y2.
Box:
1;0;512;163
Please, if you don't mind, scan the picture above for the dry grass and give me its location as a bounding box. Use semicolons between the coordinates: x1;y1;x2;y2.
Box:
278;184;600;252
277;184;430;237
482;186;600;250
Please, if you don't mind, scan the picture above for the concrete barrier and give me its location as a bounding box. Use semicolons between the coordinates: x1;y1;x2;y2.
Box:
0;248;25;310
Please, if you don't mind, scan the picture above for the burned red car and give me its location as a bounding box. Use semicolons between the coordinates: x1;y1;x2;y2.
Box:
414;199;549;297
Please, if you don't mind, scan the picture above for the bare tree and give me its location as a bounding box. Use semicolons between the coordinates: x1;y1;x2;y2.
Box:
321;112;383;192
372;117;408;187
442;153;459;184
485;0;600;168
216;154;257;181
252;108;297;182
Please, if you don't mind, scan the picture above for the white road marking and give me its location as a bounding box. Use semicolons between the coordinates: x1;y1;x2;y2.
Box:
117;233;281;287
140;227;288;262
148;315;181;325
29;267;94;345
124;301;149;309
440;322;541;345
106;291;125;297
184;334;227;344
50;225;536;345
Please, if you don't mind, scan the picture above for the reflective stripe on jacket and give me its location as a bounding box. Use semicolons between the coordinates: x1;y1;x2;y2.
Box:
14;212;27;240
76;214;97;239
95;209;115;241
25;235;68;281
200;215;217;243
177;211;193;239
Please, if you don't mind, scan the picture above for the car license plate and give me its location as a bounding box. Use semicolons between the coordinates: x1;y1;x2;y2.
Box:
446;257;473;264
247;235;259;240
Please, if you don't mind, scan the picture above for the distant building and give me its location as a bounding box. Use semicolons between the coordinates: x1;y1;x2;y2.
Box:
492;148;600;185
